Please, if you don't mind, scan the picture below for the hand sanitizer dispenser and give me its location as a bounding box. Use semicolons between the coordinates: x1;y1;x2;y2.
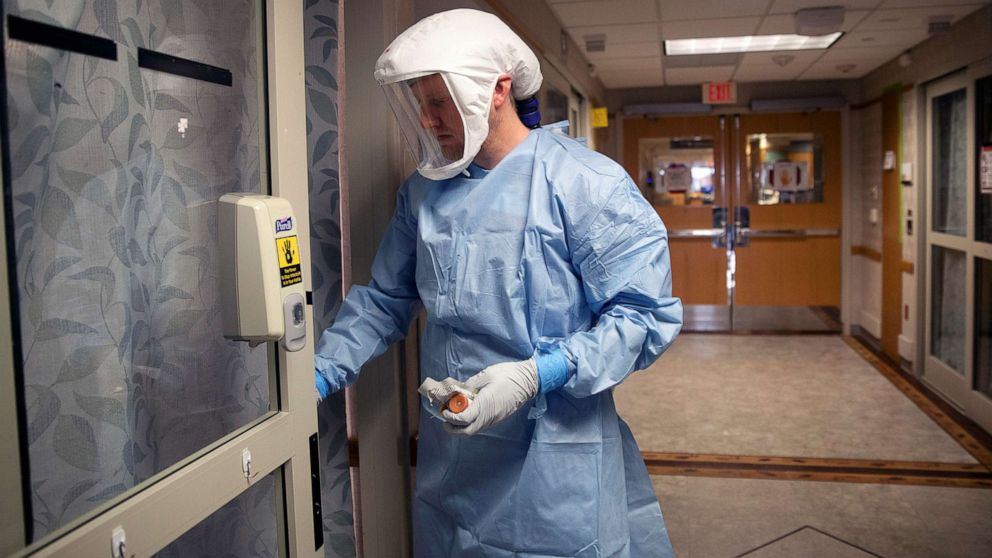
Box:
218;194;307;352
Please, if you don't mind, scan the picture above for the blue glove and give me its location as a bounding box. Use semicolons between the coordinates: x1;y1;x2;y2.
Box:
315;369;332;401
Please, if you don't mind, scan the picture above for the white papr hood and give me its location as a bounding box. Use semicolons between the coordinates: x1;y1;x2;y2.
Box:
374;9;543;180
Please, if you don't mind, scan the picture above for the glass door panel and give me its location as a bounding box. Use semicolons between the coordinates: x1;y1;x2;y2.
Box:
930;245;967;374
975;257;992;399
153;470;278;557
3;0;272;538
932;89;968;237
732;112;843;332
627;115;730;331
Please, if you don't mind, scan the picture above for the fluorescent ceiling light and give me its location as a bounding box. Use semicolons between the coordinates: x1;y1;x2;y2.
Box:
665;33;842;55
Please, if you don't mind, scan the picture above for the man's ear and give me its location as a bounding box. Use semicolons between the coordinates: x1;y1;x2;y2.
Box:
492;75;513;109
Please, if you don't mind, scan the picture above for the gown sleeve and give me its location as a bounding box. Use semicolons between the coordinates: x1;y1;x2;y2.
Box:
538;174;683;398
314;183;421;394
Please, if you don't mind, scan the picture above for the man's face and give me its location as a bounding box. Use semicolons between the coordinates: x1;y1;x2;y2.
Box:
411;74;465;161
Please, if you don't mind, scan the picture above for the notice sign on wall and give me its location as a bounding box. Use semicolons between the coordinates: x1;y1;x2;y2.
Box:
591;107;609;128
702;81;737;104
663;163;692;193
982;146;992;194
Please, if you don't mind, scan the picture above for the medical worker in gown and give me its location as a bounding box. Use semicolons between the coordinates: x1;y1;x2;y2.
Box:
314;9;683;557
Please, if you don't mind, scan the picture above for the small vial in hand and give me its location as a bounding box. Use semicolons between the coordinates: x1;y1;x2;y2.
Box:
445;392;470;414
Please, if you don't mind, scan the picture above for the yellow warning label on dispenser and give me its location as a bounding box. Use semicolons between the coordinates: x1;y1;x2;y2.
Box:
276;235;302;287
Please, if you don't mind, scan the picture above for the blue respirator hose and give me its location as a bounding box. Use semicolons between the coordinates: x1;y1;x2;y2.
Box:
515;96;541;129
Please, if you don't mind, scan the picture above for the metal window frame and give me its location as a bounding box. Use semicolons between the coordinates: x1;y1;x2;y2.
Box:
0;0;322;555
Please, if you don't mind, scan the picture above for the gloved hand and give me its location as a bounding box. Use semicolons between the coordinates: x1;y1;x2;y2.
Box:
315;369;332;401
439;358;539;436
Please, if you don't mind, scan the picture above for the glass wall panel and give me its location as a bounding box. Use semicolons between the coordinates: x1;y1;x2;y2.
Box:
931;246;966;374
154;472;277;557
745;133;824;205
976;258;992;399
638;137;716;206
977;75;992;243
3;0;270;538
932;88;968;236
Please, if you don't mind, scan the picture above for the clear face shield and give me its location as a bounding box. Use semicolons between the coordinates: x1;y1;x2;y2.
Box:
381;73;468;177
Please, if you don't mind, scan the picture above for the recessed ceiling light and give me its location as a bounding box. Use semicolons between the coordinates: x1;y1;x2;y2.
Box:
664;33;842;55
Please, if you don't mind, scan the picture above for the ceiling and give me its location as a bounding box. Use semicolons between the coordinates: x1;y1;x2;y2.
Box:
545;0;990;89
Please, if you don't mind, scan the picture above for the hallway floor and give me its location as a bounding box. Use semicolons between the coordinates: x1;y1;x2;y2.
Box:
615;334;992;558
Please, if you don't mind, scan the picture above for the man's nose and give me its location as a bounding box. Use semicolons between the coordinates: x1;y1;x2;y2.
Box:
419;108;438;130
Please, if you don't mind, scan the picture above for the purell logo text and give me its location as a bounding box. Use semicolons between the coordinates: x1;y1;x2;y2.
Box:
275;217;293;233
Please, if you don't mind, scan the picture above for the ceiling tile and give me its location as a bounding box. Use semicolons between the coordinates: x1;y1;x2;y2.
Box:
880;0;990;7
552;0;658;27
832;28;929;48
814;45;904;63
733;64;807;81
665;66;736;85
769;0;883;14
584;41;662;59
856;5;985;31
658;0;771;21
565;23;660;45
798;64;874;79
756;10;870;33
593;56;663;70
597;69;665;88
661;17;762;39
738;50;824;66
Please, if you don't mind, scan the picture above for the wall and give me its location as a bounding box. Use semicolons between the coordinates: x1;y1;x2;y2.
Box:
303;0;357;555
850;100;885;340
605;79;862;165
342;0;415;556
853;4;992;368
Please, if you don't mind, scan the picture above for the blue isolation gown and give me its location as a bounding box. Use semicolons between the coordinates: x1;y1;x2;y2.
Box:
315;129;683;557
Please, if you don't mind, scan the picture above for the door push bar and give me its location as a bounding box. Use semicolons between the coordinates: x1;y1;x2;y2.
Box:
665;206;839;248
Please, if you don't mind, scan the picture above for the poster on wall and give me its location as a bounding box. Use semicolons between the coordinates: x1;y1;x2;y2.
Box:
663;163;692;193
767;161;811;192
982;146;992;194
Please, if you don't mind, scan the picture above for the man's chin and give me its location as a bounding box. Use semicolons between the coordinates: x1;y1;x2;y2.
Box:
440;147;464;160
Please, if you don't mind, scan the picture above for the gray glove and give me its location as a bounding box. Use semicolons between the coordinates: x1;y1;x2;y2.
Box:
438;358;539;436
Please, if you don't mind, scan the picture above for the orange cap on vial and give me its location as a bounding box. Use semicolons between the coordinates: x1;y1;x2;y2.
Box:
446;392;470;414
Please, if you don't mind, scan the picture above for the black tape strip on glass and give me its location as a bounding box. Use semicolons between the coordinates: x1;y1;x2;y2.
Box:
138;48;232;87
7;15;117;60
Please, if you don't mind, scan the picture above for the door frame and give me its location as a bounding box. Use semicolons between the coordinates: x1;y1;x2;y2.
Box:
923;63;992;434
625;110;844;333
0;1;323;555
923;71;973;407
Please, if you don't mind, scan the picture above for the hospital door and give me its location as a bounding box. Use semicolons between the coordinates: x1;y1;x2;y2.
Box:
626;112;842;332
0;2;324;556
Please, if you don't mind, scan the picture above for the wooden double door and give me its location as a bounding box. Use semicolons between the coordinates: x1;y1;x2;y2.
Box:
624;112;842;332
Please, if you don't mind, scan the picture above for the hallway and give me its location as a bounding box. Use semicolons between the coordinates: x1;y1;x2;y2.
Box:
616;334;992;557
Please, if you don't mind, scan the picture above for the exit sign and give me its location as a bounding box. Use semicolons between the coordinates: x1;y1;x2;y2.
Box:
703;81;737;104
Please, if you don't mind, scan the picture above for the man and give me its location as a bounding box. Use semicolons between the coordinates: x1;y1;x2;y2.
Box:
315;9;682;557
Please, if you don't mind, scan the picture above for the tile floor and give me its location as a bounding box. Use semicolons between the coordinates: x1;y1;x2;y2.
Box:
615;334;992;557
